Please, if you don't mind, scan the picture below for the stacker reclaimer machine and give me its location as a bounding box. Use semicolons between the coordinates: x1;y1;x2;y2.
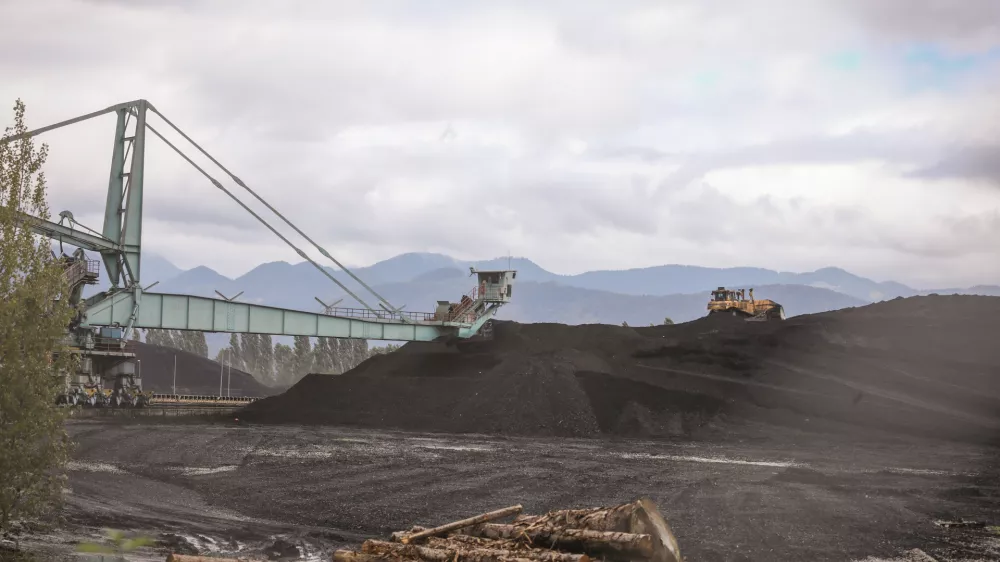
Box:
2;99;516;407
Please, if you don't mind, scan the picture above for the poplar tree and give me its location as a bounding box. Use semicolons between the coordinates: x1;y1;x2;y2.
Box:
0;100;74;533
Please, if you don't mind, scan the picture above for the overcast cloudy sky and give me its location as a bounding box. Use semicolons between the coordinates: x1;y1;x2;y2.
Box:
2;0;999;288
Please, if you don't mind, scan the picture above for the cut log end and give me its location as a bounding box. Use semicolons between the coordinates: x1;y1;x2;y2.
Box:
632;498;682;562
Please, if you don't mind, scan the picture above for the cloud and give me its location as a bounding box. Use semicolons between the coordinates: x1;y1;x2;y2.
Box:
837;0;1000;51
1;0;999;289
910;145;1000;186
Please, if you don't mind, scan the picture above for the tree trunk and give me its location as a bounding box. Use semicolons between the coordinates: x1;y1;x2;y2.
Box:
423;537;590;562
391;526;428;542
511;502;640;532
509;499;681;562
364;539;586;562
398;505;522;544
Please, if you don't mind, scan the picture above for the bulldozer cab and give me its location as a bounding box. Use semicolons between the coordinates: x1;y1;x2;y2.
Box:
711;287;738;302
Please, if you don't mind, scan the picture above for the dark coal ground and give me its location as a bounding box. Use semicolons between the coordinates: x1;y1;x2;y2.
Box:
41;421;1000;562
242;295;1000;446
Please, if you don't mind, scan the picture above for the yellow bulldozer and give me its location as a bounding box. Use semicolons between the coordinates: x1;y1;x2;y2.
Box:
707;287;785;321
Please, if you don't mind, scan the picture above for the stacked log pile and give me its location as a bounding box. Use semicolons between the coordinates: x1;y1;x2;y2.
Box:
333;499;682;562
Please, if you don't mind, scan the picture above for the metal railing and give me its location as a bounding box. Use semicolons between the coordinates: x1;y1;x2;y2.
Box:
327;306;438;323
480;287;506;302
325;284;507;325
151;394;258;405
91;336;137;354
63;259;100;287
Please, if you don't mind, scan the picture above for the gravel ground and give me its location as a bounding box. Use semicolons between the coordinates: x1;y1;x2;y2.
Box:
22;419;1000;562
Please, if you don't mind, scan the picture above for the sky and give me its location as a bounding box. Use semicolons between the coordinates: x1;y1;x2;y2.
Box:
1;0;999;288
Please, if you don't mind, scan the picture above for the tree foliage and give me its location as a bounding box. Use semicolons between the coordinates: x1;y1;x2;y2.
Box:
145;329;208;358
215;335;399;388
292;335;312;382
0;100;75;533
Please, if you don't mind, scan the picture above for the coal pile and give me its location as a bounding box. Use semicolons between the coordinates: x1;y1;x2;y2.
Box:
241;295;1000;443
135;342;273;397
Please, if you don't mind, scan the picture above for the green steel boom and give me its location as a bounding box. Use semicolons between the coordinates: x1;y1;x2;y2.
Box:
3;99;516;344
86;290;495;341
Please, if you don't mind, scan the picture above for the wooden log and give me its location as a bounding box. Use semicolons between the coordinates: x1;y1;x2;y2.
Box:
459;524;653;561
426;535;523;551
512;502;638;533
507;498;681;562
363;539;585;562
422;537;590;562
391;526;428;542
399;505;523;544
333;550;412;562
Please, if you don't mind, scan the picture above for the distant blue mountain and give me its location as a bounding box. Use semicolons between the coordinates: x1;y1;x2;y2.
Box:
62;248;998;357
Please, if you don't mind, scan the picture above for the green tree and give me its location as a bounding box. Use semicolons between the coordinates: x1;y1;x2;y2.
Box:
354;339;369;366
0;99;75;534
228;333;244;371
368;343;401;357
240;333;260;377
215;347;230;365
663;317;674;325
189;331;208;357
312;337;335;374
273;343;294;386
259;334;274;384
331;338;345;373
292;335;312;380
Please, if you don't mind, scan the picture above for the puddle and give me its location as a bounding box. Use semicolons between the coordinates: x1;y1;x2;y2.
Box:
178;465;239;476
415;444;494;452
256;449;335;459
67;461;126;474
615;452;803;468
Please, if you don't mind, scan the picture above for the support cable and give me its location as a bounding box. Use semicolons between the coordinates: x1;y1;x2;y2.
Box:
137;114;380;314
146;105;400;313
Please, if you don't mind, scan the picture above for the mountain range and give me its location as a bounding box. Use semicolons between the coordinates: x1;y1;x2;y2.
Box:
71;249;999;357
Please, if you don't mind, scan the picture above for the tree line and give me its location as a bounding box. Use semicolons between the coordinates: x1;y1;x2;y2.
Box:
138;329;401;388
140;328;208;357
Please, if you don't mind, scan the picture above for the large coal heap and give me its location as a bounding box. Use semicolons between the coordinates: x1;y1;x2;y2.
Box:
241;295;1000;443
135;342;273;397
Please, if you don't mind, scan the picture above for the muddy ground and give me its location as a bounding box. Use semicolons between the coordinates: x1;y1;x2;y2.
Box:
21;418;999;562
